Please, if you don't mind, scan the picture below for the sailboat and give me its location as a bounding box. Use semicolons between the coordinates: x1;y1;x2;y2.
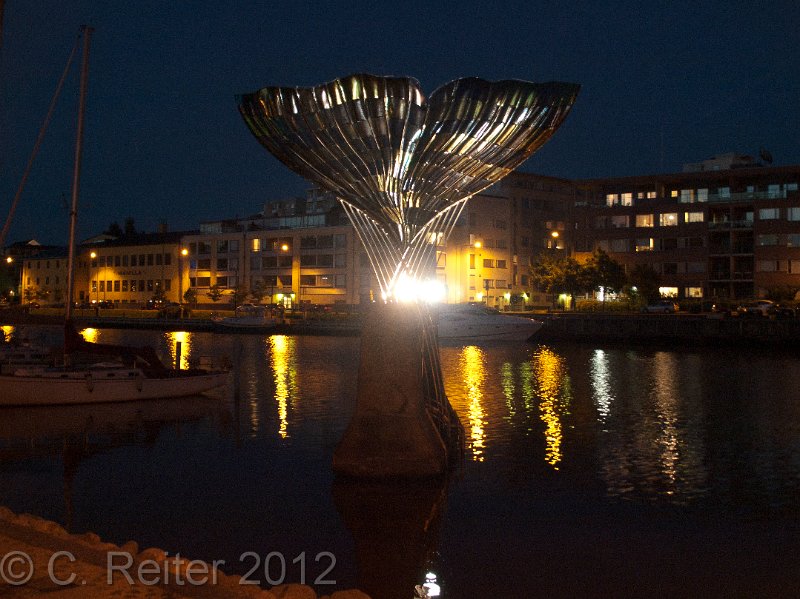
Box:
0;26;229;406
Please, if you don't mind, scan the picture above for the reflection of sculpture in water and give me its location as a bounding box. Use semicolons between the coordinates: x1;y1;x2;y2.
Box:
333;476;448;599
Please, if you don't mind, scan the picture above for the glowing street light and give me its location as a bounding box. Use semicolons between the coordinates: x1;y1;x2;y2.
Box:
550;231;559;238
473;240;482;249
280;243;289;252
178;248;188;318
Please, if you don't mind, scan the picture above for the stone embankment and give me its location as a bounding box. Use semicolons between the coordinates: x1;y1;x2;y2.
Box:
0;507;369;599
536;312;800;346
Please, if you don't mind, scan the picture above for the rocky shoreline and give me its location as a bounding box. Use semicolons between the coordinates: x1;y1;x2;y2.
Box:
0;506;369;598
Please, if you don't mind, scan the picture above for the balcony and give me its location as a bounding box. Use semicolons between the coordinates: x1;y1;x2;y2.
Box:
710;270;731;281
708;219;753;229
707;190;787;203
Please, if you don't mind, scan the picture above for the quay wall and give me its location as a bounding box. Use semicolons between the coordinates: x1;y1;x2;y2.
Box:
536;313;800;346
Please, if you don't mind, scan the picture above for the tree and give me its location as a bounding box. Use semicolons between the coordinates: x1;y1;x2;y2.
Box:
183;288;198;308
230;284;248;308
124;217;137;237
249;280;267;305
151;284;167;304
530;254;591;308
206;284;224;303
627;264;661;304
104;222;123;237
584;249;627;307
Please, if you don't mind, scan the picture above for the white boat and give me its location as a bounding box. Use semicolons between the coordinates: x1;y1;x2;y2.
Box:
435;304;542;342
0;363;228;407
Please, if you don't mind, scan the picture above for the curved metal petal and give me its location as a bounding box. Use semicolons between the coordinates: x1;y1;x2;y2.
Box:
238;74;579;296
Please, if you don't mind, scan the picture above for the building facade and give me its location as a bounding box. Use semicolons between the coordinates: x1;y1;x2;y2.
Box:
17;161;800;308
572;163;800;300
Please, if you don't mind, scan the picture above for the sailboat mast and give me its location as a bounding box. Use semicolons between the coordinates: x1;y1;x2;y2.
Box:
65;25;93;323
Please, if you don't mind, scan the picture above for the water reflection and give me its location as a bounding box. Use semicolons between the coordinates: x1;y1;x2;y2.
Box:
2;325;15;340
269;335;297;439
530;347;570;470
596;350;709;504
164;331;192;370
457;346;487;461
79;327;99;344
590;349;613;421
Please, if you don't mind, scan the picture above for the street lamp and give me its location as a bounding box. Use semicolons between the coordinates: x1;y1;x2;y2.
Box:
179;248;188;318
90;251;98;306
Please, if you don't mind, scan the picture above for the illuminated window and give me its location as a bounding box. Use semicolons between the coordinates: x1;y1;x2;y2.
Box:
686;287;703;298
636;214;654;227
620;193;633;205
635;238;654;252
680;189;694;203
697;188;708;202
658;286;678;297
685;211;704;223
670;190;679;198
647;191;657;199
759;208;780;220
659;213;678;226
788;207;800;221
605;193;618;206
251;238;261;252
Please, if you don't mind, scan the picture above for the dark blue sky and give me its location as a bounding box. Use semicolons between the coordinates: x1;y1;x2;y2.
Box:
2;1;799;244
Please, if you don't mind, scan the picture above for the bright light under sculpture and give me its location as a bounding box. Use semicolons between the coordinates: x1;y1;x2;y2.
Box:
238;75;579;300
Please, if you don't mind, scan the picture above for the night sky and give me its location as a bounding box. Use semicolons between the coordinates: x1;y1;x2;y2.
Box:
1;1;799;244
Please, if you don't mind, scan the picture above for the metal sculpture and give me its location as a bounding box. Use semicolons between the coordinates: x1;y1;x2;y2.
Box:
238;75;579;300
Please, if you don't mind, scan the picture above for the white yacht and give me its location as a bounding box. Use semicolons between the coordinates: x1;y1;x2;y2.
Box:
435;304;542;343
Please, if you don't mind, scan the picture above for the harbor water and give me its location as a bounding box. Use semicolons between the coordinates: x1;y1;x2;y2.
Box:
0;325;799;597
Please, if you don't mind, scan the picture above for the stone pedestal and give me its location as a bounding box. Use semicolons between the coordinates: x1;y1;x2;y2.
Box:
333;303;450;478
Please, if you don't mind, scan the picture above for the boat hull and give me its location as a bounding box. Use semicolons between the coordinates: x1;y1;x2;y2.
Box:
437;309;543;343
0;370;229;407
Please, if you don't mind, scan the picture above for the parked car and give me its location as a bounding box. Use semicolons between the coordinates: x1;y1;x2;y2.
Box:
771;304;797;319
737;300;776;317
642;300;679;313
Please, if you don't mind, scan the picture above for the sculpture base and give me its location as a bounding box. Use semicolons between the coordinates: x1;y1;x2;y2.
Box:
333;303;454;478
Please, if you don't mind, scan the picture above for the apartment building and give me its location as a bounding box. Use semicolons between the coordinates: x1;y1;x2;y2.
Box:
572;162;800;300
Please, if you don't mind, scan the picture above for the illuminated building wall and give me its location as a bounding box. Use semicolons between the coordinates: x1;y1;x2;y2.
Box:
572;164;800;300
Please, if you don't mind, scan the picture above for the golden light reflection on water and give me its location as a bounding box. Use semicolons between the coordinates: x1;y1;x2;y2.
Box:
531;347;570;470
459;345;487;461
269;335;297;439
1;325;15;341
652;352;680;492
164;331;191;370
79;327;99;344
590;349;614;421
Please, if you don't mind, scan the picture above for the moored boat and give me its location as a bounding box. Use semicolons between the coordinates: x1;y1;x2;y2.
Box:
435;303;542;342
